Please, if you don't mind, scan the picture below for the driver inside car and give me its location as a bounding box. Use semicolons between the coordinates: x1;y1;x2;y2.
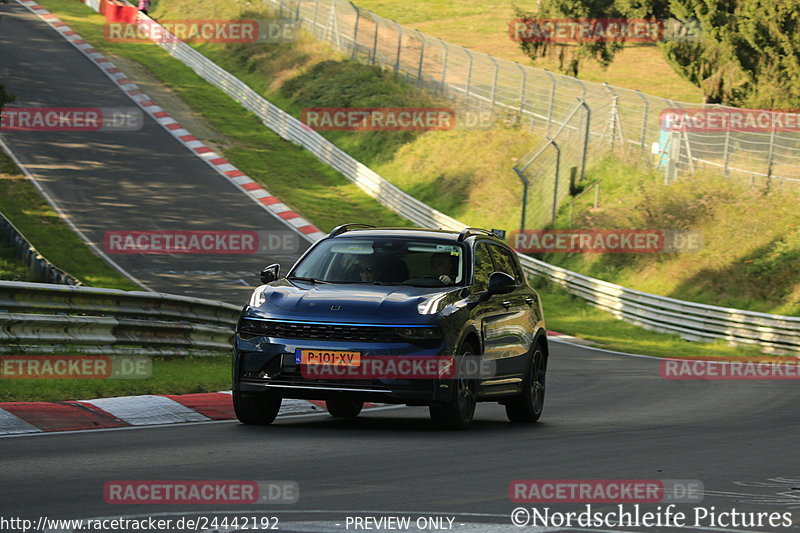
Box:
431;252;456;285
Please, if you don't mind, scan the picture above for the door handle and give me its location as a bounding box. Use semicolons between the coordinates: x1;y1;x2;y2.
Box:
502;300;512;308
525;297;535;305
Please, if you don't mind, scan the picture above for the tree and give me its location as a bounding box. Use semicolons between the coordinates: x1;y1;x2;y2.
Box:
514;1;800;107
663;0;800;107
513;0;672;77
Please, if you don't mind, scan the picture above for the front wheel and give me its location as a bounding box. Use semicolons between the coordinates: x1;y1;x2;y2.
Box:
429;343;477;430
326;398;363;418
505;345;546;423
233;391;282;425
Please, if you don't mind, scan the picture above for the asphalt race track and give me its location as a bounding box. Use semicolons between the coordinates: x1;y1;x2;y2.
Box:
0;2;308;304
1;4;799;533
2;342;800;532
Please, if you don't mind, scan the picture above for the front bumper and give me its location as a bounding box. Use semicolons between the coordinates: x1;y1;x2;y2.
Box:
234;334;454;404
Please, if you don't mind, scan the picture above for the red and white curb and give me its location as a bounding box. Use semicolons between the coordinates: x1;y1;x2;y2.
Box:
0;393;380;436
14;0;326;243
547;330;596;346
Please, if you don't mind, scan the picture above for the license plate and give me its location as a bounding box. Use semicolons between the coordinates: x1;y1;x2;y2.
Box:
295;349;361;367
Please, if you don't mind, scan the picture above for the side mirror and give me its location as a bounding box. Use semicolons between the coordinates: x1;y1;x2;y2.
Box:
486;271;516;295
260;263;281;284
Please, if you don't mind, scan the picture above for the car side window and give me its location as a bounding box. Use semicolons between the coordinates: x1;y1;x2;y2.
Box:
488;244;519;285
472;243;494;291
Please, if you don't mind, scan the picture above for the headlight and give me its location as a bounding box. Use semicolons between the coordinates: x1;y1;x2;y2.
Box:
394;326;442;340
418;293;447;315
248;285;269;307
239;318;270;336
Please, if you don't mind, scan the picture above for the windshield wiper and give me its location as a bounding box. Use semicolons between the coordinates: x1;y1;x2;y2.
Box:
287;276;328;284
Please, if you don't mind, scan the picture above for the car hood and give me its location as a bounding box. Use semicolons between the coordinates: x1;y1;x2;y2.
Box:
248;280;459;321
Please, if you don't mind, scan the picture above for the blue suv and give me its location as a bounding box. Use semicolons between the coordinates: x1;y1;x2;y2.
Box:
233;225;548;429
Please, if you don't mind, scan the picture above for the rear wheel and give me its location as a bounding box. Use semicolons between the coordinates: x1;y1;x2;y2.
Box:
429;342;477;430
233;391;282;425
326;398;364;418
505;344;546;423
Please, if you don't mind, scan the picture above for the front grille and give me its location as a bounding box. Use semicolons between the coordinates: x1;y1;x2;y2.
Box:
240;319;402;343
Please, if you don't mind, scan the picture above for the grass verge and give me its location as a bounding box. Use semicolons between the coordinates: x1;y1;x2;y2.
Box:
0;355;230;402
0;148;139;289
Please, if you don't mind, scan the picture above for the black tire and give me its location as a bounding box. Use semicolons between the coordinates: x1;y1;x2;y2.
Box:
429;342;478;430
233;390;282;425
505;344;546;423
326;398;363;418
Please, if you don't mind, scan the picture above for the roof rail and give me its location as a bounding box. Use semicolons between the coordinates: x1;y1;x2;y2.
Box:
328;223;376;237
457;227;506;242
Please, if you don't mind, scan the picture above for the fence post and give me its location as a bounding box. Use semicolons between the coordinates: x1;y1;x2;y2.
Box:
464;48;474;104
439;38;448;94
415;30;426;88
636;90;648;158
489;55;499;108
516;62;527;116
393;25;403;75
578;99;591;182
604;82;619;151
722;126;731;178
513;167;529;232
549;138;561;224
544;69;556;136
311;0;321;36
350;2;360;60
371;18;380;65
766;125;776;179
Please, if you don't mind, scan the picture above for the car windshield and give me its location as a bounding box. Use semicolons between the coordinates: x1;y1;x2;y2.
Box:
291;237;465;286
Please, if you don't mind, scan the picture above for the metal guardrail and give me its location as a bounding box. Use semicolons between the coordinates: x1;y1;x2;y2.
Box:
67;1;800;355
0;211;82;286
0;281;240;355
